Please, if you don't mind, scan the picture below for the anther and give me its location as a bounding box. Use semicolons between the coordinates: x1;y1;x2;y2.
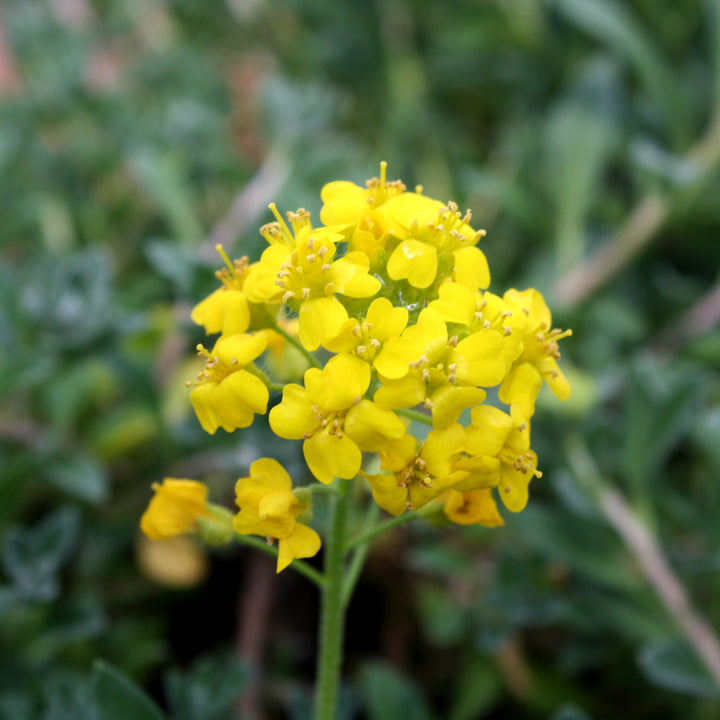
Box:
448;335;459;347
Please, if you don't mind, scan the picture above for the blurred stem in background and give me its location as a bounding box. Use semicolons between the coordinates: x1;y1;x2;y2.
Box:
554;0;720;308
566;434;720;689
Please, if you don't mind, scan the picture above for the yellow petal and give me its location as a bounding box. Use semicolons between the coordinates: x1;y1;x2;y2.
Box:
363;472;408;516
465;405;513;456
497;462;533;513
421;424;465;479
387;240;437;288
455;330;506;387
332;252;382;298
427;282;475;325
306;354;370;411
366;298;408;342
215;332;267;367
191;288;250;336
452;246;490;289
277;524;322;572
373;373;426;410
269;384;317;439
304;432;362;484
444;489;504;527
498;362;543;418
379;434;417;472
140;479;208;540
430;385;486;429
344;400;406;451
298;296;349;351
190;383;222;434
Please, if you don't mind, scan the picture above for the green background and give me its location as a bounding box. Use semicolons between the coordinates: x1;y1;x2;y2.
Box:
1;0;720;718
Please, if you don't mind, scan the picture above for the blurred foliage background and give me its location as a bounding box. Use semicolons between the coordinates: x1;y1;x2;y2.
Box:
2;0;720;718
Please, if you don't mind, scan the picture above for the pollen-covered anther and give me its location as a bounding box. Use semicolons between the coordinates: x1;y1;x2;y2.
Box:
304;432;313;439
423;398;434;409
369;339;381;349
406;500;414;510
353;395;362;405
274;279;286;288
504;326;512;336
522;307;530;316
324;282;334;294
448;335;459;348
318;246;329;258
302;288;311;299
356;345;367;356
409;355;429;369
352;325;362;337
306;238;315;250
474;311;484;321
321;263;332;273
518;423;527;432
305;254;316;264
483;320;491;329
414;457;427;471
282;291;294;303
422;368;431;382
266;536;274;546
230;357;239;365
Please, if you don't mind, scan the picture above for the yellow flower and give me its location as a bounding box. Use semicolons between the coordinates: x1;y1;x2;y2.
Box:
498;288;572;417
383;196;490;290
140;479;210;540
243;206;381;350
363;424;468;515
373;307;506;428
322;297;409;364
443;488;504;527
189;333;269;434
458;404;541;512
269;354;405;484
320;161;408;227
233;458;321;572
191;247;252;337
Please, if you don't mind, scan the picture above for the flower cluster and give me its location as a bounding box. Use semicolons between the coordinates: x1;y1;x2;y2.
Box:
141;163;571;572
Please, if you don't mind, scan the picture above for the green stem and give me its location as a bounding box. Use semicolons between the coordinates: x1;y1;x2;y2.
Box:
234;534;325;588
273;322;322;368
245;364;284;392
314;479;350;720
396;407;433;426
345;509;420;551
341;502;380;608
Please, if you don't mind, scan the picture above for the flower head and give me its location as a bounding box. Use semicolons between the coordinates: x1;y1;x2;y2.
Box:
363;424;468;515
189;333;269;434
269;354;405;484
140;479;210;540
498;288;572;416
233;458;321;572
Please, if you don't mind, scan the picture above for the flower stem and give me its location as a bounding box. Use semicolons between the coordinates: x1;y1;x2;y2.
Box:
273;321;322;368
345;509;420;551
341;502;380;608
234;534;325;588
314;479;350;720
396;407;433;426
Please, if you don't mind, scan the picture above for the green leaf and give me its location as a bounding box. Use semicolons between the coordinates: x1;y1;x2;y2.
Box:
1;506;80;601
638;639;720;698
358;661;435;720
549;704;594;720
550;0;684;143
448;656;501;720
165;653;250;720
623;356;700;498
92;660;167;720
45;454;109;504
